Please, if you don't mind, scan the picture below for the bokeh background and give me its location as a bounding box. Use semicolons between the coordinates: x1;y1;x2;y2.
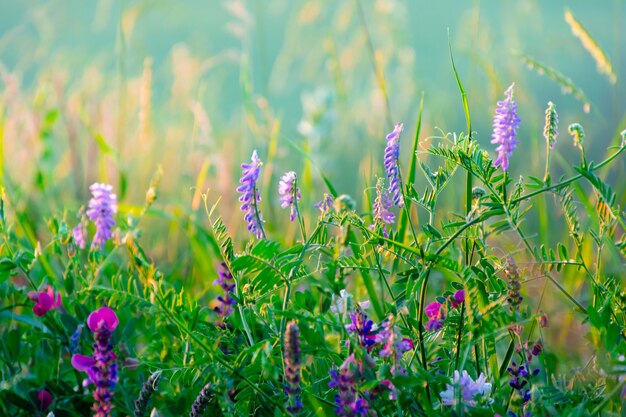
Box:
1;0;624;298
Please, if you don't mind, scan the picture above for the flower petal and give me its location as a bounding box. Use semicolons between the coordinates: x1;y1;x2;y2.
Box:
71;354;96;372
87;306;118;332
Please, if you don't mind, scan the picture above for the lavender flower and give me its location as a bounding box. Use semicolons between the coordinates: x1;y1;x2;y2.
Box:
71;307;119;417
376;315;413;375
284;321;303;414
440;370;493;407
329;355;369;417
189;383;212;417
69;323;84;354
278;171;301;222
86;183;118;249
315;193;334;215
236;150;265;238
213;262;236;328
384;124;404;207
491;83;521;172
73;221;87;249
345;309;377;350
134;372;161;417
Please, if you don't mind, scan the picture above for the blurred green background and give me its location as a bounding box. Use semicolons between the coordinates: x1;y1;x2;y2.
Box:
1;0;624;287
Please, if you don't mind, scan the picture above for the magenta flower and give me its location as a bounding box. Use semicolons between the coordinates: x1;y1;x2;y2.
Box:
384;123;404;207
72;307;119;417
27;285;62;317
450;290;465;309
36;389;53;412
491;83;521;172
86;183;118;249
278;171;301;222
237;150;265;239
425;301;446;332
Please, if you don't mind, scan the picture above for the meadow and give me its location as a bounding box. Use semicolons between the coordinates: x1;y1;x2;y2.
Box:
1;1;625;416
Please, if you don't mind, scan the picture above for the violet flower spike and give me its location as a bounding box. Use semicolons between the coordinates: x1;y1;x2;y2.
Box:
86;183;118;249
384;123;404;207
491;83;521;172
71;307;119;417
278;171;301;222
345;309;377;350
213;262;237;328
328;355;370;417
236;150;265;239
370;177;395;237
315;193;334;215
284;321;303;414
440;370;493;407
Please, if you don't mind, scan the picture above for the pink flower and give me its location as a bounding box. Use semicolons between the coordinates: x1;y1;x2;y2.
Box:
27;286;62;317
87;306;119;332
424;301;443;319
451;290;465;309
36;389;53;412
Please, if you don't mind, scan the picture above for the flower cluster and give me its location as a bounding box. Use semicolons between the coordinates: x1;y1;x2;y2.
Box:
71;307;119;417
315;193;334;216
134;372;161;417
440;370;493;407
189;383;212;417
504;256;523;309
369;177;395;238
237;150;265;239
491;83;521;172
213;262;236;328
329;355;370;417
27;285;62;317
278;171;301;222
345;309;377;350
507;343;542;416
376;315;413;375
283;321;303;414
424;289;465;331
86;183;118;249
384;123;404;207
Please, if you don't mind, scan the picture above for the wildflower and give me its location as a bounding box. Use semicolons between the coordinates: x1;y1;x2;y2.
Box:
284;321;303;414
278;171;301;222
440;370;493;407
424;301;445;331
507;360;539;407
71;307;119;417
330;290;370;315
189;383;212;417
376;315;413;375
543;101;559;149
329;355;370;417
504;256;523;308
384;123;404;207
345;309;377;349
315;193;334;215
491;83;521;172
213;263;236;328
69;324;84;354
369;177;395;239
73;221;87;249
36;389;53;412
86;183;118;249
27;285;62;317
236;150;265;239
134;372;161;417
450;289;465;309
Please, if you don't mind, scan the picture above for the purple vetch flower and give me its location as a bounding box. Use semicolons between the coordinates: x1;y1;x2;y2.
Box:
345;309;377;350
71;307;119;417
491;83;521;172
315;193;334;215
375;315;413;375
189;383;212;417
284;321;303;414
27;285;63;317
73;221;87;249
440;370;493;407
86;183;118;249
36;389;53;412
213;263;236;328
424;301;446;331
384;124;404;207
70;323;84;354
369;177;395;237
278;171;301;222
450;289;465;309
328;355;370;417
236;150;265;239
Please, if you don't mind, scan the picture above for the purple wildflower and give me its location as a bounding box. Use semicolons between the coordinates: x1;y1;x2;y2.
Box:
69;323;84;354
236;150;265;238
213;263;236;328
376;315;413;375
329;355;369;417
73;221;87;249
189;383;212;417
491;83;521;171
450;289;465;309
278;171;301;222
315;193;334;215
424;301;445;331
440;370;493;407
284;321;303;414
369;177;395;238
134;372;161;417
36;389;53;412
86;183;117;249
71;307;119;417
345;309;377;350
27;285;63;317
384;124;404;207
